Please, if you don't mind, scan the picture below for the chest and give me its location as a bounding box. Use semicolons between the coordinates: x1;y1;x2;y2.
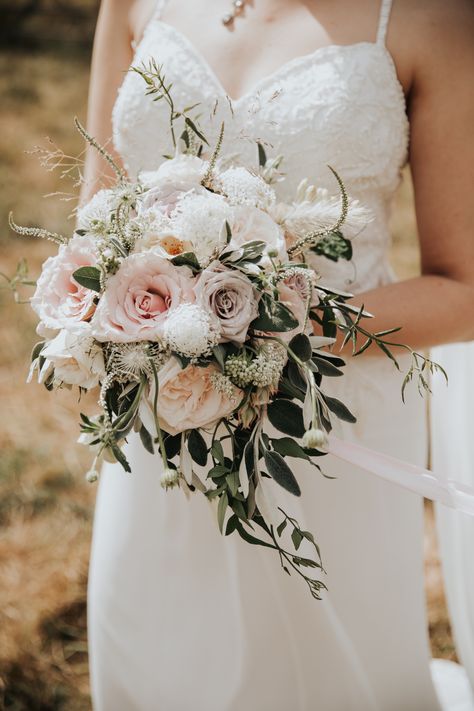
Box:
114;19;408;199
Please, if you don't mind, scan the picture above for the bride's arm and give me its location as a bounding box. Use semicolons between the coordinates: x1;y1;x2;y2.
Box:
335;0;474;352
80;0;139;204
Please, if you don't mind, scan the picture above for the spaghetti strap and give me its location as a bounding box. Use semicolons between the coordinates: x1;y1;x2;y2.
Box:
376;0;394;45
152;0;170;21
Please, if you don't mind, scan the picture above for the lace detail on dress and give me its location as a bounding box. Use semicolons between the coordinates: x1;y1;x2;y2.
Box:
112;15;408;293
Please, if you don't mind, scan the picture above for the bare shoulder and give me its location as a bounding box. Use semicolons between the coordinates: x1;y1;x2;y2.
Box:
394;0;474;86
128;0;157;41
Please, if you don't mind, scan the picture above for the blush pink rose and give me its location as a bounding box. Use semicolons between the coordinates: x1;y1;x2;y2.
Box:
31;235;98;333
194;261;259;344
139;359;242;436
91;252;195;342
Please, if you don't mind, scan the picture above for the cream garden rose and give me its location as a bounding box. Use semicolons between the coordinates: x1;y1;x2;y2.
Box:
229;206;288;264
91;252;195;342
36;323;105;390
139;359;243;436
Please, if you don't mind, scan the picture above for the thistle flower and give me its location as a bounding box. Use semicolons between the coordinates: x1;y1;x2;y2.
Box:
106;342;166;382
302;427;327;449
163;303;222;358
160;467;180;490
85;465;99;483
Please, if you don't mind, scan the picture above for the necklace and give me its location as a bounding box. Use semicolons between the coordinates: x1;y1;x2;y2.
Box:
222;0;248;28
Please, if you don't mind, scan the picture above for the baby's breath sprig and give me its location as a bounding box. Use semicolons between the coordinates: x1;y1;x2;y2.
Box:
132;60;209;152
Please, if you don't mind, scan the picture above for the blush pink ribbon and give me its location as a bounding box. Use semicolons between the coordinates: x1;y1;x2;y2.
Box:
326;435;474;517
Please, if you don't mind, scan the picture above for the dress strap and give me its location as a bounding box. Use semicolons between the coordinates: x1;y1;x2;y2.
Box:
376;0;394;45
152;0;170;21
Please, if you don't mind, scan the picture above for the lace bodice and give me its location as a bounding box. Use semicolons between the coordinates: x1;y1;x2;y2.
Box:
112;0;408;292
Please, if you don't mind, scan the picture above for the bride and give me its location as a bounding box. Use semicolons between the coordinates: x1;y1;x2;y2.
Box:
83;0;474;709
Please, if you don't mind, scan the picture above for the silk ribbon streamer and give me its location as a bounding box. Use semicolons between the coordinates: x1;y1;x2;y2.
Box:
327;435;474;517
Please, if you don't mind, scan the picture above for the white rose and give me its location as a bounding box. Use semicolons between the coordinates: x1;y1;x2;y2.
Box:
139;154;208;192
229;206;288;265
39;323;105;390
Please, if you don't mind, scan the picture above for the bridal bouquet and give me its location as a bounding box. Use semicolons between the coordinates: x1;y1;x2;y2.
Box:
8;62;440;598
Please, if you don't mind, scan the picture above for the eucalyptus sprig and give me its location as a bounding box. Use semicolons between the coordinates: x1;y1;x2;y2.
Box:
132;59;209;152
311;289;448;400
0;258;36;304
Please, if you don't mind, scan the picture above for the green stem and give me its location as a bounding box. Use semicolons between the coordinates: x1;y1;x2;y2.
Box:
150;361;169;470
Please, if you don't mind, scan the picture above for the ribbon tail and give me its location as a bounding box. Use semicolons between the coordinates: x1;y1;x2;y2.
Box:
326;435;474;517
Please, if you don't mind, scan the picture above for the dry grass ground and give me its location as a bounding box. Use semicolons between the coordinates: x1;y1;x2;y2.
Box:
0;45;455;710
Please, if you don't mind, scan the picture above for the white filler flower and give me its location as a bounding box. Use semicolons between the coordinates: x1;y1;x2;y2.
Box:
171;192;234;266
163;303;221;358
217;166;276;210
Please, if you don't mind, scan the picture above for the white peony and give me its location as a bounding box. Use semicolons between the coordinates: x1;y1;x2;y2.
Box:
139;154;208;191
171;192;234;266
38;323;105;390
216;166;276;210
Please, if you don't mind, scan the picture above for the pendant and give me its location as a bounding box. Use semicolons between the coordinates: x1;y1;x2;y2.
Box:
222;0;247;28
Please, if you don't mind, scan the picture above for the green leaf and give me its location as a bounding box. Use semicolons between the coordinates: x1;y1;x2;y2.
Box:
225;514;239;536
224;220;232;244
139;424;154;454
170;251;201;272
276;518;287;537
212;344;226;371
184;116;209;145
271;437;312;462
267;399;306;438
311;356;344;377
234;518;275;549
257;142;267;167
323;395;357;423
31;340;46;363
72;266;101;292
163;433;181;459
226;470;240;497
310;231;353;262
217;491;228;533
231;498;247;520
208;464;228;479
251;292;299;332
211;440;224;464
111;443;131;473
188;429;208;467
291;528;303;550
289;334;312;362
287;360;307;391
264;450;301;496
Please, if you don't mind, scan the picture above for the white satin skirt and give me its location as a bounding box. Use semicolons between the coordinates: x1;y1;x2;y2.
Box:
88;354;466;710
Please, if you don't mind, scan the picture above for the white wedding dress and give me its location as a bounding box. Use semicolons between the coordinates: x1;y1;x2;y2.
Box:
87;1;474;709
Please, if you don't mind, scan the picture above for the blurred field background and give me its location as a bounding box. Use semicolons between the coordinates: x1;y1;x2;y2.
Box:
0;1;455;708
